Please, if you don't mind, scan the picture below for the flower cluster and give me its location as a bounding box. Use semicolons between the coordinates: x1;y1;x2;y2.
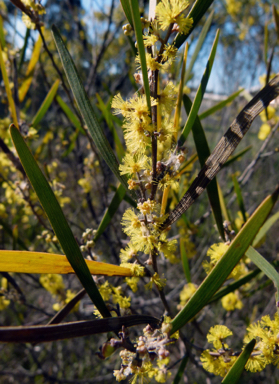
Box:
201;315;279;377
113;319;177;383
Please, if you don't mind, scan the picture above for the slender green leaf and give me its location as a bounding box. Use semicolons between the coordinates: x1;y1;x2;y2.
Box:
174;0;214;50
56;95;85;133
119;0;134;28
183;94;224;240
185;10;214;83
96;94;125;159
222;339;256;384
246;246;279;298
10;124;111;318
94;184;126;243
31;79;60;127
209;268;262;303
0;315;160;343
129;0;151;110
199;88;244;120
180;238;191;283
18;28;30;72
252;210;279;248
172;355;188;384
178;29;219;147
170;186;279;334
51;25;136;201
232;175;247;225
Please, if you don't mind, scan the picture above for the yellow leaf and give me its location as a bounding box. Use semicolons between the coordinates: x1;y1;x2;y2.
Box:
0;250;132;276
0;43;18;128
19;28;44;102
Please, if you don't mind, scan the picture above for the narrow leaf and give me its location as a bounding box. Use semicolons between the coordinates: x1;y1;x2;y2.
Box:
129;0;151;110
232;174;247;225
184;10;214;83
179;29;219;146
10;124;111;318
0;42;18;128
0;250;132;276
180;238;191;283
19;30;43;102
96;93;125;159
18;28;30;72
183;94;224;240
222;339;256;384
0;315;160;343
93;184;126;243
252;210;279;248
119;0;134;28
209;268;261;304
174;0;214;50
56;95;85;133
0;15;5;49
51;25;136;200
170;186;279;334
199;88;244;120
246;246;279;295
31;79;60;127
173;355;188;384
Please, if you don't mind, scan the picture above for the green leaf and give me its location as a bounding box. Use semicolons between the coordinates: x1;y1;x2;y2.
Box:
209;268;261;304
170;186;279;334
129;0;151;110
51;25;136;201
0;314;160;343
172;354;188;384
199;88;244;120
183;94;224;240
31;79;60;128
119;0;134;28
252;210;279;247
178;29;219;147
56;95;85;134
93;184;126;243
174;0;215;50
180;238;191;283
232;174;247;225
184;10;214;83
96;94;125;160
246;246;279;299
221;339;256;384
18;27;30;72
10;124;111;318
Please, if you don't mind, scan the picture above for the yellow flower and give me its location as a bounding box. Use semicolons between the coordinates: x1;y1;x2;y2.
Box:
258;123;271;141
156;0;192;34
145;272;167;290
119;154;149;176
179;282;197;307
119;243;138;262
207;325;233;349
40;274;64;295
78;178;91;193
221;292;243;311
